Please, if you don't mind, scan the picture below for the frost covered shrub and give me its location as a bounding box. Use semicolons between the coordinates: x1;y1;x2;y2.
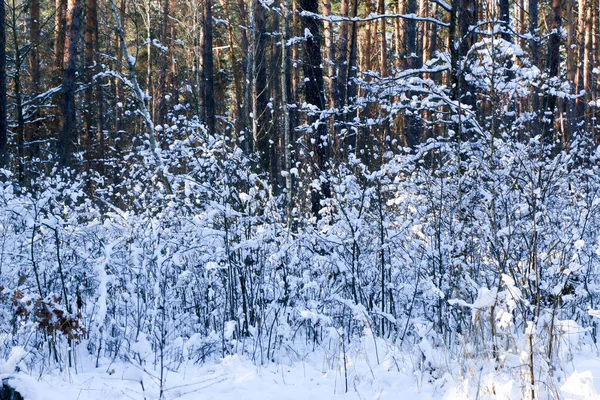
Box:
1;108;600;400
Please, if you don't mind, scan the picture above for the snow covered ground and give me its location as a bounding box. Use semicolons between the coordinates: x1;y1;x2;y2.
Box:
3;353;425;400
3;342;600;399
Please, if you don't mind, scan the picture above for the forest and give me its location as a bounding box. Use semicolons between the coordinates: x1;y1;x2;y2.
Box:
1;0;600;398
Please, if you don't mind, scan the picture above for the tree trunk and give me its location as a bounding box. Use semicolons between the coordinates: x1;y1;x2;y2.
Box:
323;0;336;108
419;0;430;66
498;0;510;41
10;3;26;182
54;0;66;73
200;0;215;133
300;0;330;218
0;0;6;168
168;0;176;100
544;0;562;145
27;0;42;165
407;0;417;68
248;0;268;169
83;0;98;163
28;0;41;87
451;0;477;108
395;0;405;69
114;0;126;136
219;0;244;135
59;0;82;167
336;0;349;109
563;1;575;144
378;0;387;78
583;0;594;127
159;0;170;126
343;0;359;153
282;0;293;226
528;0;540;135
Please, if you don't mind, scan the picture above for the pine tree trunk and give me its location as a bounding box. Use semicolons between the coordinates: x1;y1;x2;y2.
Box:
157;0;170;126
27;0;42;164
28;0;41;87
323;0;336;108
499;0;510;41
419;0;430;66
544;0;562;145
583;0;594;127
83;0;98;163
407;0;417;69
563;2;575;144
395;0;405;69
0;0;6;168
200;0;215;133
300;0;330;218
282;0;293;226
336;0;349;109
59;0;82;167
219;0;244;135
529;0;540;135
54;0;66;74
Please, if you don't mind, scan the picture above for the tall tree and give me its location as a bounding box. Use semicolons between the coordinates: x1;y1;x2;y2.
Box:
528;0;540;136
200;0;215;133
0;0;6;168
59;0;82;166
499;0;510;41
157;0;171;126
28;0;41;87
543;0;562;145
336;0;349;109
300;0;330;217
219;0;244;135
83;0;99;161
450;0;477;109
54;0;66;72
281;0;293;225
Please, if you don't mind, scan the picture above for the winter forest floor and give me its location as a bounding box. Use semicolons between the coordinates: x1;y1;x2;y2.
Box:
3;338;600;399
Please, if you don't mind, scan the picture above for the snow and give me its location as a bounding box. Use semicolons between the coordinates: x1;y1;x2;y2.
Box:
4;346;600;399
0;350;428;400
0;347;26;374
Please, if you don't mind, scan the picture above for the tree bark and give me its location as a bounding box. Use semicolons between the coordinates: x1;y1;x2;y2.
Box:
248;0;268;169
336;0;349;109
323;0;336;108
59;0;82;167
378;0;387;78
394;0;405;70
54;0;66;73
200;0;215;133
300;0;330;218
544;0;562;145
528;0;540;135
28;0;41;87
26;0;42;165
583;0;594;123
407;0;418;69
282;0;293;226
0;0;6;168
451;0;477;108
419;0;430;66
499;0;510;42
563;0;575;144
157;0;170;126
219;0;244;135
83;0;98;162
